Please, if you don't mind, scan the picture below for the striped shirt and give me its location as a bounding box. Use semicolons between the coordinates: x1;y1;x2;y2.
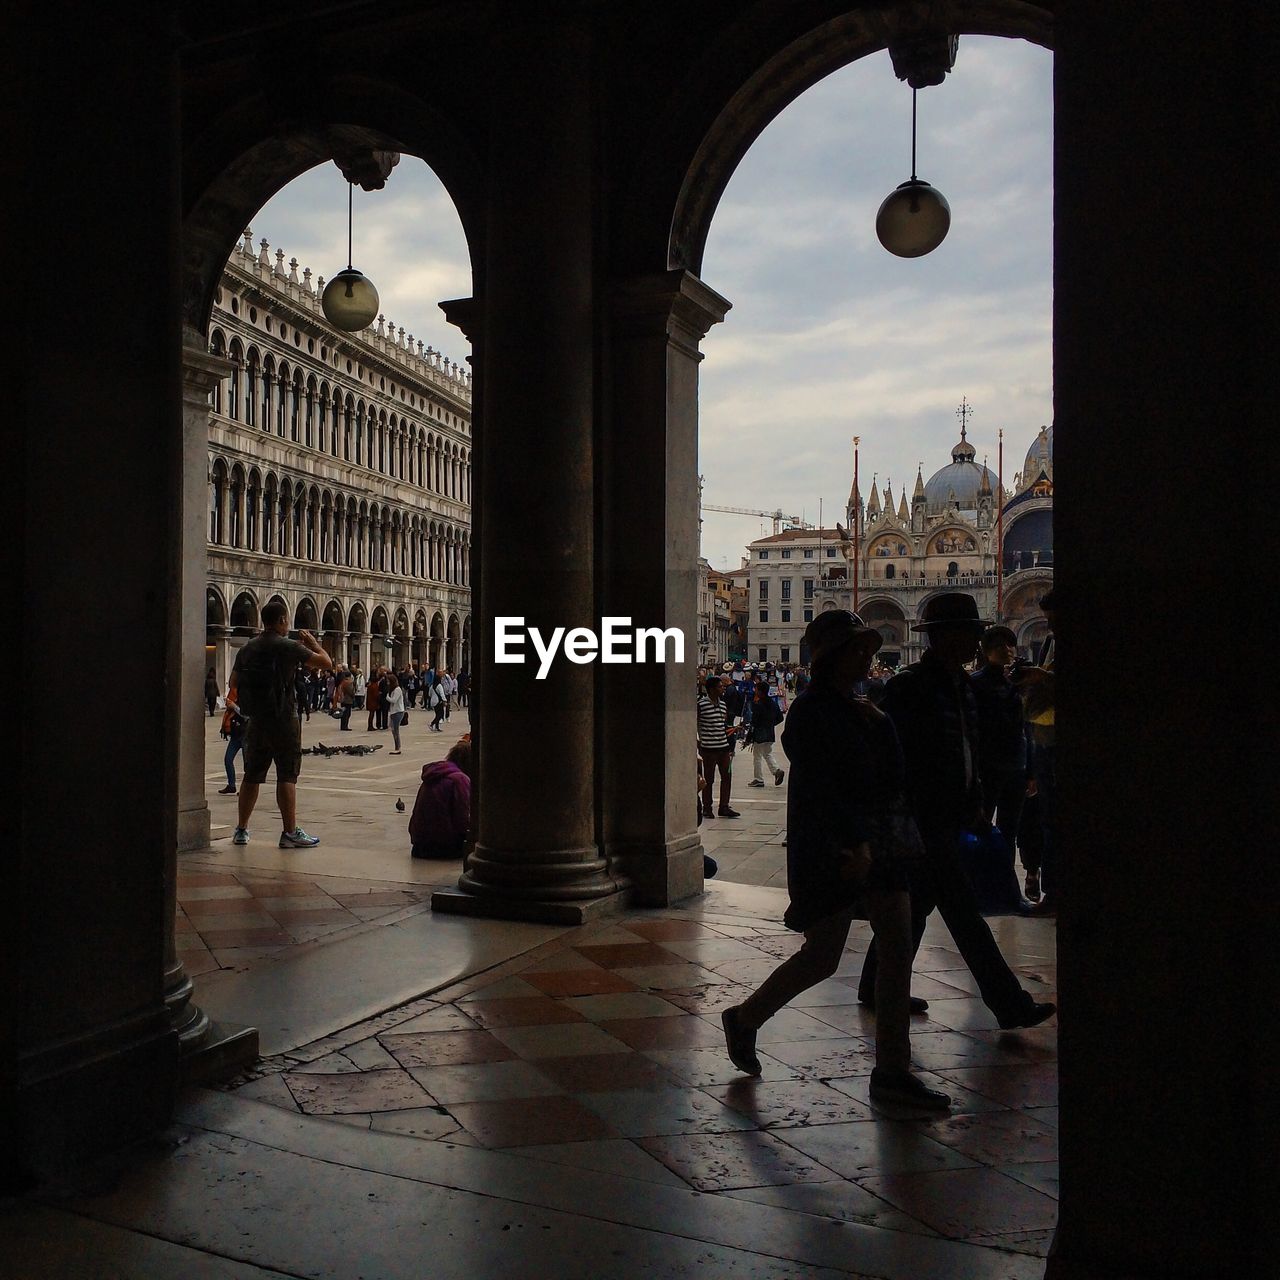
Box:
696;694;732;750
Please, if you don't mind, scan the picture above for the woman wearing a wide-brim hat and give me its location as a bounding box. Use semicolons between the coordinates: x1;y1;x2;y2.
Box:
720;610;950;1110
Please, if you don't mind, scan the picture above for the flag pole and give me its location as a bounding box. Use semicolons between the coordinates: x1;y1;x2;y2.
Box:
996;428;1005;618
852;436;860;614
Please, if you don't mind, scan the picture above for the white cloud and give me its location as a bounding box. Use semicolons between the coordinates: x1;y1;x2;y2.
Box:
250;36;1052;572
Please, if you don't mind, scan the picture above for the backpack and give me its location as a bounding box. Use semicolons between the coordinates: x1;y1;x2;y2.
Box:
234;642;292;719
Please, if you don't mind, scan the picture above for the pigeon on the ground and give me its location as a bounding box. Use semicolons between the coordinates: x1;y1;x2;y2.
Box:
395;797;406;812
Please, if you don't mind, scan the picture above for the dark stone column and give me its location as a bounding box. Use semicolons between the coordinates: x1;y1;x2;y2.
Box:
177;337;231;855
1048;4;1274;1276
7;5;184;1185
432;18;626;924
603;271;730;904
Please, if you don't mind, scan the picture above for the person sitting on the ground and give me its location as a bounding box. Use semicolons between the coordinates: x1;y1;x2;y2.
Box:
408;738;472;859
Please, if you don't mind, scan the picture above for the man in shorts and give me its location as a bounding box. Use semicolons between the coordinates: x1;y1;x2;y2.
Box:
229;600;334;848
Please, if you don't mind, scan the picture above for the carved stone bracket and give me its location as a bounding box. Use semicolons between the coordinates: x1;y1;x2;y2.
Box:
887;30;959;88
329;141;401;191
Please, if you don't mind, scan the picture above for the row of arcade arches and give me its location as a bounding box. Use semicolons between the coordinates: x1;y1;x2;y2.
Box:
208;330;470;501
206;586;472;674
208;457;469;585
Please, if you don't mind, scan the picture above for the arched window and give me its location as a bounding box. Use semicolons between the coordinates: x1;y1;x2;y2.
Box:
947;561;959;578
244;349;258;425
229;467;244;547
293;372;305;443
209;331;227;414
246;471;260;550
885;563;895;580
209;461;226;544
227;339;243;421
261;477;277;554
261;356;275;431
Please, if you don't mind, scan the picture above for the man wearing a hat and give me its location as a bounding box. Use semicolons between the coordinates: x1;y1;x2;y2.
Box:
721;608;951;1110
857;593;1055;1031
970;625;1031;869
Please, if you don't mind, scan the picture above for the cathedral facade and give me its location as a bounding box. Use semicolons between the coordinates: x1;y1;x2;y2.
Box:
748;425;1054;666
203;231;473;686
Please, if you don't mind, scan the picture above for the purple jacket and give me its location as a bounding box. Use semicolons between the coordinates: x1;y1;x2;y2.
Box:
408;760;471;845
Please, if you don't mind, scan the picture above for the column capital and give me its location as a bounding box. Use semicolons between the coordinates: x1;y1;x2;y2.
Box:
612;270;731;355
182;326;234;398
439;296;481;348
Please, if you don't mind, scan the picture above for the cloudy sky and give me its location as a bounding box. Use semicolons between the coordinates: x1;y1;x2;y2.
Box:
252;35;1052;570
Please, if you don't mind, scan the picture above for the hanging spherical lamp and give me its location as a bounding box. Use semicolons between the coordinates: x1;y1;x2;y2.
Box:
877;88;951;258
322;182;380;331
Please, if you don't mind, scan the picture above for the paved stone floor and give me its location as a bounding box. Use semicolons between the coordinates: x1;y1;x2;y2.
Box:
187;705;790;977
1;712;1056;1278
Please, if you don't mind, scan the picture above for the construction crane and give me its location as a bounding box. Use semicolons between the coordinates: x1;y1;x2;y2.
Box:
697;478;813;535
700;503;811;535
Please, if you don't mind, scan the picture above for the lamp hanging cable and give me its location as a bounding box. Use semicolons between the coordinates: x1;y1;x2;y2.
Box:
347;182;354;271
911;88;917;180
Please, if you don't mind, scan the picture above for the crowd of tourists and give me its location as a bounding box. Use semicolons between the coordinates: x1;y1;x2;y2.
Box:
211;591;1059;1114
212;604;473;855
703;590;1058;1111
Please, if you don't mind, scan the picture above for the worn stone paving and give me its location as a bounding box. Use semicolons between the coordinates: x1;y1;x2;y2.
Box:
220;896;1059;1260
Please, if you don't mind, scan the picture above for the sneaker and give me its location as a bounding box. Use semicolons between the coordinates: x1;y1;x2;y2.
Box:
721;1007;762;1076
232;827;249;845
1024;871;1041;902
279;828;321;849
703;808;715;819
218;785;237;795
997;1000;1057;1031
869;1068;951;1110
774;769;785;786
718;807;741;818
748;780;766;788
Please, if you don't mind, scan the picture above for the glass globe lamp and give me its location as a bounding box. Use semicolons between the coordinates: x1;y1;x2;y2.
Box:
322;268;380;332
876;179;951;258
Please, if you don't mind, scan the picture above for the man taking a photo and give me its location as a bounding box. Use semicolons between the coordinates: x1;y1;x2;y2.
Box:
230;601;333;848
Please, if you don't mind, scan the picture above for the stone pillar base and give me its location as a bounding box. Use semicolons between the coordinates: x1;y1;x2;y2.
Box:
612;832;705;907
431;885;632;926
178;1021;260;1088
177;801;211;853
460;844;625;902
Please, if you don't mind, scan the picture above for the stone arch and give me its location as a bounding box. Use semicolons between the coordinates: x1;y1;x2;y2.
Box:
392;606;411;667
208;456;229;544
205;584;227;629
429;610;446;669
651;2;1053;276
446;613;462;671
857;597;909;664
370;604;391;671
229;590;259;633
412;608;431;666
181;90;483;338
325;591;350;655
294;596;319;631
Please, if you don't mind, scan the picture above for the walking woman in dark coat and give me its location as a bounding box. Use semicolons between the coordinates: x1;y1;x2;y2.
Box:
721;609;950;1110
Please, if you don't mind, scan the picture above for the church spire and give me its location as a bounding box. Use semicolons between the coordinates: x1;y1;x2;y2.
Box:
867;475;881;515
898;489;909;521
913;464;926;502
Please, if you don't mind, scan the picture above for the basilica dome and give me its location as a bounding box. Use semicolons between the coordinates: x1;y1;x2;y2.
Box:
1022;424;1053;485
924;432;998;515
